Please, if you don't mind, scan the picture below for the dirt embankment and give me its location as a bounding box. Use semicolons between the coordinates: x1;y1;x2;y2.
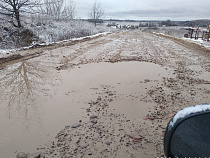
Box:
0;33;111;67
152;32;210;60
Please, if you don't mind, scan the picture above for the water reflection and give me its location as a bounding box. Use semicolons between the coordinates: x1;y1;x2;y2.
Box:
0;60;59;120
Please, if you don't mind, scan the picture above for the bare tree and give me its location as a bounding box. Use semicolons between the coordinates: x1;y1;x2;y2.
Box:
61;0;76;20
38;0;76;21
0;0;38;28
88;0;104;27
38;0;64;20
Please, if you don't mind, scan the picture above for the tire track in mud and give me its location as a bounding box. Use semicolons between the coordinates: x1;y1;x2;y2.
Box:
152;32;210;71
55;32;131;69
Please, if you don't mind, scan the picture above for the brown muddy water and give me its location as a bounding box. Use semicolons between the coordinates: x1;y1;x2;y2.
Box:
0;61;174;157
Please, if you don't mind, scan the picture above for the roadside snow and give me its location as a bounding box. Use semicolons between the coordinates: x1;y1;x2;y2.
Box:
153;31;210;49
182;37;210;49
0;32;111;59
26;32;111;47
0;49;11;58
168;102;210;129
63;32;111;42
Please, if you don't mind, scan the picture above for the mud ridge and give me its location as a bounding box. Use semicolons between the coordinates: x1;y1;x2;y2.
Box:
152;32;210;60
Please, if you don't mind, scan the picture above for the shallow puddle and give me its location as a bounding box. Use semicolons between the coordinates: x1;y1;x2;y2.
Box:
0;61;173;157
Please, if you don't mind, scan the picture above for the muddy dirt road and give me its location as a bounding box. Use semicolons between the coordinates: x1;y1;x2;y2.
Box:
0;30;210;158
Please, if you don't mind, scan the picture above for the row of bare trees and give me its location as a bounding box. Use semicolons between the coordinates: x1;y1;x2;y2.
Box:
38;0;76;20
0;0;104;28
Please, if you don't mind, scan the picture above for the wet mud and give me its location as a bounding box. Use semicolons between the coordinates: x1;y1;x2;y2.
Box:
0;54;22;65
0;30;210;158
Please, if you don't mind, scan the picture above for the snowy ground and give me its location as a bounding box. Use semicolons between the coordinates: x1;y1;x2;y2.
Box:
0;50;10;58
0;30;210;158
0;20;114;53
150;26;210;48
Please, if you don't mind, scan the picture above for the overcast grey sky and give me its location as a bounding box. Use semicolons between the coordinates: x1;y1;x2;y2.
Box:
75;0;210;20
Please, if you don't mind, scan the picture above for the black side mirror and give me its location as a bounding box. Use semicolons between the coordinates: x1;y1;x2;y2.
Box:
164;102;210;158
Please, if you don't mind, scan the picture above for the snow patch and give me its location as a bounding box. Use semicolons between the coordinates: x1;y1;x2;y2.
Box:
153;28;210;49
0;49;11;58
182;37;210;49
28;32;111;48
153;32;167;36
168;102;210;129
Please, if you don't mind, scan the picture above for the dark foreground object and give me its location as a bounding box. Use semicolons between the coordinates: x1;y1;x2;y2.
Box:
164;102;210;158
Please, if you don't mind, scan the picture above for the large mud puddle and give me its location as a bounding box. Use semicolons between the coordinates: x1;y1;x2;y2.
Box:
0;61;174;157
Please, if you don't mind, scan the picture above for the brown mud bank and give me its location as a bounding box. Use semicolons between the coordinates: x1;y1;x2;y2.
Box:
0;30;209;158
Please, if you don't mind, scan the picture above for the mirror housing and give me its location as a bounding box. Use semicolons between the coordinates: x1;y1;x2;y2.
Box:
164;102;210;158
